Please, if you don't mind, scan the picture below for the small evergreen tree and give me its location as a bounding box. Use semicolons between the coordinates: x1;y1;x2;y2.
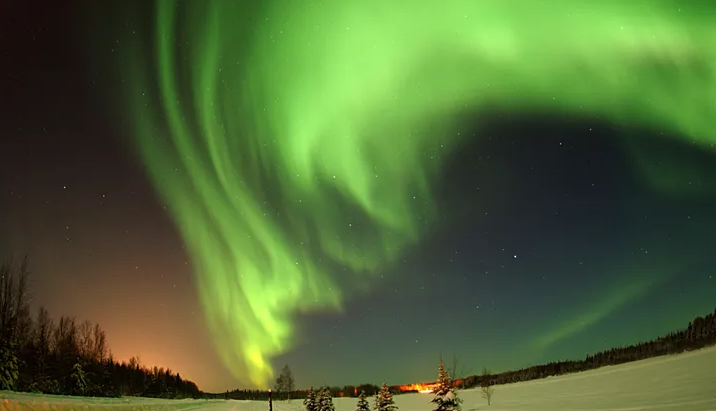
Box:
70;359;87;395
356;389;370;411
431;359;462;411
0;339;19;390
317;386;335;411
375;382;398;411
144;374;170;398
304;386;317;411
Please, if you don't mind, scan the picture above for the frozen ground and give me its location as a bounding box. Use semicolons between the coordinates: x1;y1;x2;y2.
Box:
2;345;715;411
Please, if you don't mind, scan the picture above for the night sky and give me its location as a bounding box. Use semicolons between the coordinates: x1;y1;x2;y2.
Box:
2;0;715;394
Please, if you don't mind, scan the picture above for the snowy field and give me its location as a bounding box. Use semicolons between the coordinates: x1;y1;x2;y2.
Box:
2;345;715;411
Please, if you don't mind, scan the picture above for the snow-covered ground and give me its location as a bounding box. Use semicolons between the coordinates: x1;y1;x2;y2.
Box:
3;345;715;411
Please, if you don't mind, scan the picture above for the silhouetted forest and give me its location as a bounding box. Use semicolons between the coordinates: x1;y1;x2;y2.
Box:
212;384;385;401
214;307;716;400
0;257;201;398
456;307;716;390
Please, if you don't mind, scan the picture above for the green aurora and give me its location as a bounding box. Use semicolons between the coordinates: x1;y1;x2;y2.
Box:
119;0;716;387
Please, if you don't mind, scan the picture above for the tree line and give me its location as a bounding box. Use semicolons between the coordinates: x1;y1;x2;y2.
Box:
291;306;716;408
460;307;716;389
0;257;201;398
214;364;385;401
214;383;387;401
214;305;716;405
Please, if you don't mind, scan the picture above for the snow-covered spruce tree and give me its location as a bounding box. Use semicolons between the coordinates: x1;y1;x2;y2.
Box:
355;389;371;411
70;359;87;396
317;386;335;411
431;359;462;411
304;386;317;411
375;382;398;411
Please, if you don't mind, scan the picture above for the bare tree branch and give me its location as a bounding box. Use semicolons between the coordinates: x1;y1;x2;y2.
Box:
480;367;495;406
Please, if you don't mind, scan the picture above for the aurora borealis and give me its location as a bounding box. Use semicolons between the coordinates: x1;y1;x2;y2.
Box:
2;0;716;393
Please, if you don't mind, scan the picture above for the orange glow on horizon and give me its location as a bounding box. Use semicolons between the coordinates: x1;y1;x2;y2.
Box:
397;382;437;394
396;378;465;394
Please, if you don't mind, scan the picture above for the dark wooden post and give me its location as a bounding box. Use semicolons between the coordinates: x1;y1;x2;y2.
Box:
269;388;273;411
